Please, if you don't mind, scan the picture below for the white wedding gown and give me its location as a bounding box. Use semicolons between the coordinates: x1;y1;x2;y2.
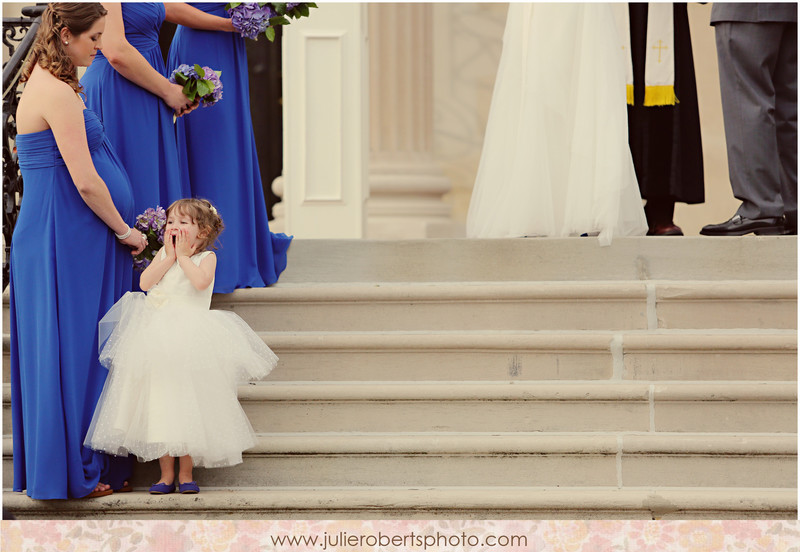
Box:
466;3;648;245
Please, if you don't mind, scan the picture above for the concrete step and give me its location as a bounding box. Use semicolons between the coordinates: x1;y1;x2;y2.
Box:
235;381;797;434
3;486;795;520
276;237;797;283
210;280;797;332
5;329;796;382
5;432;781;490
239;330;798;382
7;279;795;334
9;382;792;435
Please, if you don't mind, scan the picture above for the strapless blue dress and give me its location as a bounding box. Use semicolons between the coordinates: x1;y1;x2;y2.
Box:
10;109;135;499
168;2;291;293
81;3;188;217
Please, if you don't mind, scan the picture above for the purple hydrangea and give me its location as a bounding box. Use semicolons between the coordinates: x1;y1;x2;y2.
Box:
133;206;167;271
169;64;223;107
228;3;273;40
201;66;224;105
171;64;199;81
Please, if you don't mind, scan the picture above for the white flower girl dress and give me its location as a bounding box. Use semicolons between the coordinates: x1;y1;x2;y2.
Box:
85;250;277;467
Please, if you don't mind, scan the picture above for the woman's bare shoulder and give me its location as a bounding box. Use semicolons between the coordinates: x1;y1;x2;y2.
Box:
26;65;76;97
18;66;82;133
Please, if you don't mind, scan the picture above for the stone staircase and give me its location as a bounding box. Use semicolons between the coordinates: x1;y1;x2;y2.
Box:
3;237;797;519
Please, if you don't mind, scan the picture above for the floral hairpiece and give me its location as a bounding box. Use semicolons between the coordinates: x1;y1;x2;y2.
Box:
210;206;218;216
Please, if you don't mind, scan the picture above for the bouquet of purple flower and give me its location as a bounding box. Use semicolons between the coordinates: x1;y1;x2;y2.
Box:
132;206;166;271
169;64;223;107
225;2;317;42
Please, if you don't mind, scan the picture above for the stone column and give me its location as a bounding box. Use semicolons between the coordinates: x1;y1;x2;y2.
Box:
367;3;456;239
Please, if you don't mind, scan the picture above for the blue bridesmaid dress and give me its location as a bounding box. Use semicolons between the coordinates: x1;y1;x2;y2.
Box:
168;2;292;293
10;109;135;499
81;3;188;217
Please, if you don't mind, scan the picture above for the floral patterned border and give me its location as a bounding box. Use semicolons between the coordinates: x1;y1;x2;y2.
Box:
2;520;799;551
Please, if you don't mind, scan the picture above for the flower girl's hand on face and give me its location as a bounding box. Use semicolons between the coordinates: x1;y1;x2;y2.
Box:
164;229;178;259
175;228;197;258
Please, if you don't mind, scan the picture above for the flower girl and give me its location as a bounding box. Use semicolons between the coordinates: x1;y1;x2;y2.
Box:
84;198;277;494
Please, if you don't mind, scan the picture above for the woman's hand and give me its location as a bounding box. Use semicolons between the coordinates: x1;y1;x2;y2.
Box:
174;228;197;258
120;227;147;255
177;97;200;117
163;82;194;116
220;17;235;33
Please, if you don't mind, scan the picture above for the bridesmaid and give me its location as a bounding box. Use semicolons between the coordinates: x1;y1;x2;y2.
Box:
168;3;292;293
11;3;146;499
80;3;234;217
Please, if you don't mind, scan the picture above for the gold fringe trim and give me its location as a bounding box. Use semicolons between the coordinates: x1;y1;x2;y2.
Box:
643;85;679;106
626;84;634;106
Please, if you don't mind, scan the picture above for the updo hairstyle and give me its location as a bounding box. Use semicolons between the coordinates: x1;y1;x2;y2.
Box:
20;3;108;93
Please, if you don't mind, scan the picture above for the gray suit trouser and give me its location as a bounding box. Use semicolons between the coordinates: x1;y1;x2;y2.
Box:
715;21;797;224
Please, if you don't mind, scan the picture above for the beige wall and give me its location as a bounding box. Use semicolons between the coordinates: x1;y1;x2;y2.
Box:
4;2;739;235
432;3;739;236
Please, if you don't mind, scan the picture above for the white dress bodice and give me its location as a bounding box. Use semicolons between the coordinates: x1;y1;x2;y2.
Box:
147;250;214;309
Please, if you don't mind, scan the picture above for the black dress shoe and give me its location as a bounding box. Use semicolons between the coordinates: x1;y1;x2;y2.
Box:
781;214;797;235
647;223;684;236
700;214;784;236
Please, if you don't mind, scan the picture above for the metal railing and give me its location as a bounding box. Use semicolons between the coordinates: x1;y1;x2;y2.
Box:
3;5;43;285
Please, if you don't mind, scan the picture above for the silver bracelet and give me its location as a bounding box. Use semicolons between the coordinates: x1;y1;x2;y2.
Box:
115;225;132;240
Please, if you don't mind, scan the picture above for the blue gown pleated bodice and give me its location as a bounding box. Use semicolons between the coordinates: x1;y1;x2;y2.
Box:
168;2;291;293
81;2;188;218
10;109;134;498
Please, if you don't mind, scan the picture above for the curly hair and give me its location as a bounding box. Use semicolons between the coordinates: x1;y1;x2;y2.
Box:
167;198;225;252
20;3;108;93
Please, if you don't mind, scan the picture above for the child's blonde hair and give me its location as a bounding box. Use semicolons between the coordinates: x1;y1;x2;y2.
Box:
166;198;224;252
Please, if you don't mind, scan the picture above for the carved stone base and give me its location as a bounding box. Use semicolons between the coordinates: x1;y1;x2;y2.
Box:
367;158;460;239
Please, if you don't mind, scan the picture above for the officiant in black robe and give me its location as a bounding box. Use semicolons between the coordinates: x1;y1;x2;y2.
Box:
627;3;705;236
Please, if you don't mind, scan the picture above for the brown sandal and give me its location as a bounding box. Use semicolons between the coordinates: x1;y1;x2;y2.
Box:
82;487;113;498
115;481;133;493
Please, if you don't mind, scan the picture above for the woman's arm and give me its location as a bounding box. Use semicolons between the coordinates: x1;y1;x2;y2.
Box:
164;3;235;32
44;82;145;254
99;3;193;114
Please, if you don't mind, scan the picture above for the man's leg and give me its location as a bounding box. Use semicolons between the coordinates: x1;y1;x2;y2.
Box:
715;21;784;220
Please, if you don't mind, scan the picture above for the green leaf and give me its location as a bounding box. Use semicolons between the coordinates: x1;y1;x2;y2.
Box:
182;82;194;96
299;5;310;17
193;64;205;78
215;70;222;78
173;72;188;85
225;2;241;9
269;15;290;26
185;88;197;102
265;26;276;42
273;3;287;15
196;79;212;97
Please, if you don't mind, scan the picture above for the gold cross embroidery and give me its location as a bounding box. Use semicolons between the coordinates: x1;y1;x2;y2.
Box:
652;40;668;63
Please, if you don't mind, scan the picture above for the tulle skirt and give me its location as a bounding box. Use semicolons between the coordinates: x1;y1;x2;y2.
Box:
84;292;277;468
466;3;647;245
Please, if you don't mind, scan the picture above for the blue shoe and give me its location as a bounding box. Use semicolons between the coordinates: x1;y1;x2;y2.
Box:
179;481;200;494
149;482;175;495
